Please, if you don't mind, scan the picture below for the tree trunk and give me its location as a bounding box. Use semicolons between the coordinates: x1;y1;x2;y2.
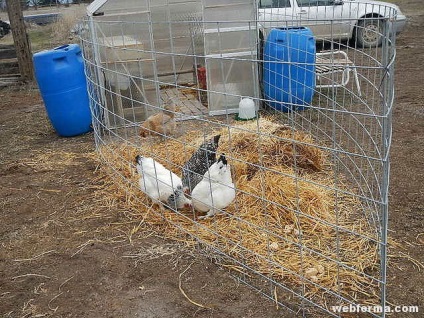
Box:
6;0;34;82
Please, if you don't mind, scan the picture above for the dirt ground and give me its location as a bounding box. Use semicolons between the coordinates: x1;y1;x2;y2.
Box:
1;1;423;317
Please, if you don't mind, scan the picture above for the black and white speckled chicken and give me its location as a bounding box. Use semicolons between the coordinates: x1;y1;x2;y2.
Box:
182;134;221;194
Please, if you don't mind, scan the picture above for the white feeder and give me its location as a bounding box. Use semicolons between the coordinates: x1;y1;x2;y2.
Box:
237;97;256;120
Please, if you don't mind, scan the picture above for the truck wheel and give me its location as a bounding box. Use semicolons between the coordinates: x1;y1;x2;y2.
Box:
354;18;384;48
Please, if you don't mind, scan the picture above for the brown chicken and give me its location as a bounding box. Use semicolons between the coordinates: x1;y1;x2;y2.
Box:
139;99;176;138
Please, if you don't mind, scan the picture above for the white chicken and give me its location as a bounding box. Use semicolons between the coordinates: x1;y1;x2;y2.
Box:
135;155;191;210
191;154;235;219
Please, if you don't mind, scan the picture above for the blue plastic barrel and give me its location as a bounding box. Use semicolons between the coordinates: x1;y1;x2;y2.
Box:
33;44;92;137
263;27;316;112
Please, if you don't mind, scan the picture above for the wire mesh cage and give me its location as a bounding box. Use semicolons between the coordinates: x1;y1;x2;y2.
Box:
79;0;399;316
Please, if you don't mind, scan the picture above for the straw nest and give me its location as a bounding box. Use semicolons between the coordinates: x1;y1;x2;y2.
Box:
98;117;380;308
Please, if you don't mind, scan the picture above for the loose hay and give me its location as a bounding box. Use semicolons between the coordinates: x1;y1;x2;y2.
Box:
97;117;381;310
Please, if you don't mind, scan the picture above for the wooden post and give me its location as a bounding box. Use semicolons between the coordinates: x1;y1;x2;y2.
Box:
6;0;34;81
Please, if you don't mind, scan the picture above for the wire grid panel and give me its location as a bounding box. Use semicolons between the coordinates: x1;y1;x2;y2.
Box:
79;1;397;316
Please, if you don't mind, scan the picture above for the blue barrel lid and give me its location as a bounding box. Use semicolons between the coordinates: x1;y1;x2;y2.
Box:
277;27;308;31
33;43;81;62
35;43;79;55
33;44;86;94
268;27;314;42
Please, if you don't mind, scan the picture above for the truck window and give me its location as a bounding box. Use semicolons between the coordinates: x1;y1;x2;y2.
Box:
297;0;335;7
259;0;291;8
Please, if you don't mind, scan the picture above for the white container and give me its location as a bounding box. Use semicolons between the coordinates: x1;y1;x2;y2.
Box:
238;97;256;120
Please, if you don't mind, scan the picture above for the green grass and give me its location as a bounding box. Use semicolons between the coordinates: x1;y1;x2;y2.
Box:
28;27;55;52
0;25;59;53
0;25;54;52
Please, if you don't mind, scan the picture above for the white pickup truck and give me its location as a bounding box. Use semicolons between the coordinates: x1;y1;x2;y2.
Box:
258;0;407;47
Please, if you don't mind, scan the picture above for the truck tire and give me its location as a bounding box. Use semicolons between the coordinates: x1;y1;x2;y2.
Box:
354;18;384;48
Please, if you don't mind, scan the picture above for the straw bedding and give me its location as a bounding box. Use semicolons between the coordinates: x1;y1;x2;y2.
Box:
98;117;380;308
